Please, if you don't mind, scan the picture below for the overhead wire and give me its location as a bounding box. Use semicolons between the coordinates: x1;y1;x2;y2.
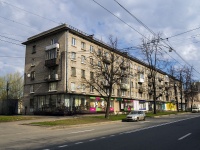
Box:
113;0;200;77
92;0;147;39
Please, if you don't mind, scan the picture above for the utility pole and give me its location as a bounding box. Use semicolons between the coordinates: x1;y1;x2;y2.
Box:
6;81;9;101
180;72;183;111
174;81;179;112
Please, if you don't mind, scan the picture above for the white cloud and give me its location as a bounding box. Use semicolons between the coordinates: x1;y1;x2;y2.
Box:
0;0;200;78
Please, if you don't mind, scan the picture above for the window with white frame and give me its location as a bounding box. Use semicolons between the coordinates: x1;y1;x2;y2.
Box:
49;82;57;91
31;71;35;80
81;42;86;50
90;58;93;65
81;55;86;64
71;82;76;91
72;37;76;46
121;90;126;96
90;45;94;53
82;84;86;92
71;52;76;60
30;85;34;93
90;86;94;93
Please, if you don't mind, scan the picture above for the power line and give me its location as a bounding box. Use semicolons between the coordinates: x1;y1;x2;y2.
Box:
1;0;61;25
0;38;25;47
0;15;39;31
92;0;147;39
163;26;200;40
0;34;23;42
113;0;200;77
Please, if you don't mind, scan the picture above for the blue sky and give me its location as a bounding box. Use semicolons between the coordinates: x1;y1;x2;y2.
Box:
1;0;200;79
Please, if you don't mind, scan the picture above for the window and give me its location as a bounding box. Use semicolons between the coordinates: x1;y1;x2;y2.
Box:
51;39;55;45
72;37;76;46
31;71;35;80
97;49;102;56
112;88;115;95
30;85;34;93
46;49;57;60
131;82;134;88
49;82;57;91
30;99;34;108
71;67;76;76
81;55;86;64
98;61;101;67
117;89;121;96
122;90;126;96
71;52;76;60
81;42;86;50
90;86;94;93
90;72;94;80
90;58;93;65
32;45;36;54
135;83;138;89
71;82;75;91
82;84;86;92
90;45;94;53
31;58;35;67
81;69;85;78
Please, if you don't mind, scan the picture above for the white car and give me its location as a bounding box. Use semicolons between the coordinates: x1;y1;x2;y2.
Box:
126;111;146;121
192;107;199;113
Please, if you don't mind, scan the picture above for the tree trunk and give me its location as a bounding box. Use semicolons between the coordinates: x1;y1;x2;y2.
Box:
105;97;110;119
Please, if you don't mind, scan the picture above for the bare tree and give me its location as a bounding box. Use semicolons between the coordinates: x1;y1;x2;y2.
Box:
0;72;23;100
82;36;130;119
140;34;169;114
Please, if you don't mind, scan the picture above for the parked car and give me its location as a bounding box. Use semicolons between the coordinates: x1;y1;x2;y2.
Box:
126;111;146;121
192;107;199;113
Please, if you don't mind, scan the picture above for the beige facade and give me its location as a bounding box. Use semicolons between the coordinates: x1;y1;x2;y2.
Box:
22;24;185;115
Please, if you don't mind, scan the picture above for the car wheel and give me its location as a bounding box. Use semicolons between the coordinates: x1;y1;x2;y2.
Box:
137;117;139;122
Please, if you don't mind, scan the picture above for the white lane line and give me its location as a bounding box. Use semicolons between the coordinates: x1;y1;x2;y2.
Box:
124;116;199;134
178;133;192;140
110;135;115;137
70;129;94;134
89;139;96;141
58;145;68;148
43;149;50;150
100;137;106;139
75;142;83;145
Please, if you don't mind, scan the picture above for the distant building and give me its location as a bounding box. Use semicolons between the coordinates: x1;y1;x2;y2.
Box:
22;24;185;115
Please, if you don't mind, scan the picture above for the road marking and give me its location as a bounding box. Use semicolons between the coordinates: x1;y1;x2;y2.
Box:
58;145;68;148
69;129;94;134
140;121;150;123
89;139;96;141
125;116;199;134
75;142;83;144
100;137;106;139
178;133;192;140
110;135;115;137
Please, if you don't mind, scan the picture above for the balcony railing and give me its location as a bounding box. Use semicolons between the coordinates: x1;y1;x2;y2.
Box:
120;83;129;90
45;43;59;50
102;56;111;64
138;87;143;93
45;58;59;67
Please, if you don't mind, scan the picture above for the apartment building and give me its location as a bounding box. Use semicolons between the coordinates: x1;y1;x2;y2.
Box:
22;24;185;115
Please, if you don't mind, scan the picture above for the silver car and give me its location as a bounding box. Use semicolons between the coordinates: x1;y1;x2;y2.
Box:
126;111;146;121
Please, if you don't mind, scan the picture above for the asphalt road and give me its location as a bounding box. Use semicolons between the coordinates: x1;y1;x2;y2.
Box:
0;113;200;150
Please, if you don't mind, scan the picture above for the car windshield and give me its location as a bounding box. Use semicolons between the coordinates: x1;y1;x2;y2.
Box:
129;111;140;114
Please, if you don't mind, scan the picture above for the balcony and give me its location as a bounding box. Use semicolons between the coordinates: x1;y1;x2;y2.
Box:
138;87;143;93
158;77;163;82
120;83;129;90
148;74;152;79
102;56;111;64
158;85;164;89
45;43;59;50
138;78;144;83
148;82;152;86
45;58;59;67
44;74;60;82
